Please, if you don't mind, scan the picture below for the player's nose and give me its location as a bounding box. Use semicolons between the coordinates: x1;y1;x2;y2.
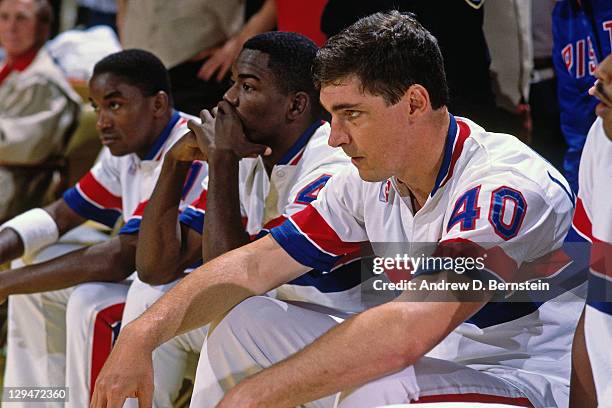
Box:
95;110;113;132
328;119;350;148
223;83;239;107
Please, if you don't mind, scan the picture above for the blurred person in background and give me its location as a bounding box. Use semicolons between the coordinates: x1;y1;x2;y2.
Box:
75;0;117;32
0;0;81;222
552;0;612;192
197;0;330;85
116;0;257;115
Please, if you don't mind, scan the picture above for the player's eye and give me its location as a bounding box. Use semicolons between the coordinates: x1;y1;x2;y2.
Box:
109;102;121;111
345;110;361;120
91;103;100;113
242;82;254;92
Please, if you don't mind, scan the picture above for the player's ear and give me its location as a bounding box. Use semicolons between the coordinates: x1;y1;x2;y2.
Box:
287;91;309;121
404;85;429;118
152;91;170;118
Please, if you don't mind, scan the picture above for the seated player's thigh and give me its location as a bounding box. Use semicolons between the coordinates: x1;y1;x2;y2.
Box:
337;357;531;408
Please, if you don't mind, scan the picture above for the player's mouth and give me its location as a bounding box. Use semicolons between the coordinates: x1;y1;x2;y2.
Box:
350;156;364;166
596;102;610;118
593;82;612;118
100;136;120;146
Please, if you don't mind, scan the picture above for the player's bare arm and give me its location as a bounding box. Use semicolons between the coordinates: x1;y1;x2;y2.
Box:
0;232;138;305
216;271;493;408
0;200;86;265
91;235;309;408
569;309;597;407
135;132;206;284
0;182;133;306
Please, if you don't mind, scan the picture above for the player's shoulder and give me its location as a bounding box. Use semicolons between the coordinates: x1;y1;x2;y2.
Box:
173;111;197;133
453;117;573;207
584;118;612;159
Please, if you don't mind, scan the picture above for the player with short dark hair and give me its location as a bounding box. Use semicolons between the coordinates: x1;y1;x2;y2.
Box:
0;49;205;407
93;49;173;105
313;11;449;108
93;12;579;408
242;31;323;116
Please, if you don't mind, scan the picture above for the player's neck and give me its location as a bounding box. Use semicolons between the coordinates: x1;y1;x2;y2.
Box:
262;119;316;174
396;109;449;207
136;110;174;160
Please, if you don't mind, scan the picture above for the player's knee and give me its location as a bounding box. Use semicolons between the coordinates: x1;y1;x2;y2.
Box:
209;296;282;343
126;276;165;306
124;276;180;321
66;283;110;320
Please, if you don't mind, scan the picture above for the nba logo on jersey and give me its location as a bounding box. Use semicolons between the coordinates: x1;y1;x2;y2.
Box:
379;180;391;203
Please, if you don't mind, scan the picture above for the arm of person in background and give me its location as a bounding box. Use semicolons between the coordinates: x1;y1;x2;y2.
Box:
115;0;126;42
134;131;207;284
0;234;138;305
196;0;276;82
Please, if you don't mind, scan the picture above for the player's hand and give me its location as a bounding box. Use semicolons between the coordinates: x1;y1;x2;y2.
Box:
90;333;154;408
166;132;207;163
211;100;272;159
196;36;244;82
187;108;217;160
216;382;258;408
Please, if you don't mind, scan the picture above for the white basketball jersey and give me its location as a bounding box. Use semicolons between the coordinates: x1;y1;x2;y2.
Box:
271;115;581;406
573;118;612;403
63;111;206;234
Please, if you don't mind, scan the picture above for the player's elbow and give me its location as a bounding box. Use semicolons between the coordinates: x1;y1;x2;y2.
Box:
134;245;176;284
376;305;434;369
136;261;180;285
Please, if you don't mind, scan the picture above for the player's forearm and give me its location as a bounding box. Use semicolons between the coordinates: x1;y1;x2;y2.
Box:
202;150;249;261
0;200;83;265
0;235;137;298
569;309;597;407
122;236;304;354
122;243;265;352
136;158;192;282
0;228;24;265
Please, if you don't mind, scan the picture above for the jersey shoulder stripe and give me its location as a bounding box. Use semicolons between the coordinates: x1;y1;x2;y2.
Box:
63;172;123;227
270;205;362;272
